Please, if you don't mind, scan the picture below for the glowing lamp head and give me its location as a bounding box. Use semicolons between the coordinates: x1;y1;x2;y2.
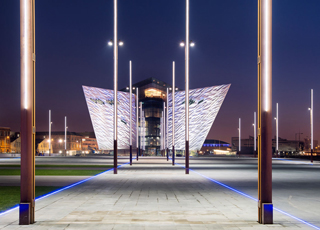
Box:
108;39;113;46
180;41;185;47
190;40;195;47
308;108;311;111
118;40;124;46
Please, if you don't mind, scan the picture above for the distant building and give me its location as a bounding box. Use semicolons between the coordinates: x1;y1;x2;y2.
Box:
10;132;21;153
200;139;231;155
231;136;306;155
81;137;98;153
36;131;83;155
0;127;11;153
83;77;230;156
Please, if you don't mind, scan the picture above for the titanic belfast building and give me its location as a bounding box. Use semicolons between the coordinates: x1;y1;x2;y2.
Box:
83;78;230;156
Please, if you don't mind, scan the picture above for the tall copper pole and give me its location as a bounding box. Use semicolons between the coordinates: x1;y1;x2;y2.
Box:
166;87;169;161
113;0;118;174
129;61;132;165
185;0;190;174
172;61;175;166
258;0;273;224
136;87;139;161
20;0;35;225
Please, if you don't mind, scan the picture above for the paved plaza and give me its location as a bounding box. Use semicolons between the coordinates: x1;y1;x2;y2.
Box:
0;157;320;229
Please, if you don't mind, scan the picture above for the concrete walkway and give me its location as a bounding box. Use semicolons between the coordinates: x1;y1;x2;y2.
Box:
0;158;315;229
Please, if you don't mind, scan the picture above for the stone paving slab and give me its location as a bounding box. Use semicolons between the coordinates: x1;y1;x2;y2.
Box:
0;158;315;229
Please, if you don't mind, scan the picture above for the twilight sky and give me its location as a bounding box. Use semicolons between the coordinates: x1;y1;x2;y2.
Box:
1;0;320;144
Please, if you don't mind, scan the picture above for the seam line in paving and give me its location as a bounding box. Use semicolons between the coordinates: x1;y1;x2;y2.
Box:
173;160;320;230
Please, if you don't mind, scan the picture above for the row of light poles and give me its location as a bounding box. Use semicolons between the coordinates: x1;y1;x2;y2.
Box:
19;0;273;225
110;0;194;174
239;88;314;163
48;110;68;155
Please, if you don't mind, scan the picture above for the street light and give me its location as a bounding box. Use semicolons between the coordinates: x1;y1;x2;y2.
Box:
253;111;257;158
274;103;278;158
108;39;124;47
238;118;241;157
309;89;313;163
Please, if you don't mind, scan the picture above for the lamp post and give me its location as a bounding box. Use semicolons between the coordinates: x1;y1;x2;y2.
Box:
253;112;257;158
238;118;241;157
166;87;169;161
309;89;313;163
20;0;35;224
49;110;52;154
172;61;176;166
64;116;67;156
136;87;139;161
108;0;124;174
180;0;195;174
139;102;142;156
274;103;278;158
129;61;132;165
258;0;273;224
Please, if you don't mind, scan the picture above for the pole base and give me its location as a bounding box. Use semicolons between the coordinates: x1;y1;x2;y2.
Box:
19;203;31;225
114;140;117;174
172;146;175;166
185;141;189;174
130;145;132;166
261;203;273;224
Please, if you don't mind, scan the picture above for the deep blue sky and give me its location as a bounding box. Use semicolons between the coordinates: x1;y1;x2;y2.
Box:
1;0;320;143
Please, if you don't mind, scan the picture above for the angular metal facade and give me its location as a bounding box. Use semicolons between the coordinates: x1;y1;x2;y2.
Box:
83;85;136;150
83;84;230;151
167;84;230;151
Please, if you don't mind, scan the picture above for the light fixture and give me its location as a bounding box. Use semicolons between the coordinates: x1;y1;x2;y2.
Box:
118;40;124;46
108;39;113;46
190;40;195;47
180;40;185;47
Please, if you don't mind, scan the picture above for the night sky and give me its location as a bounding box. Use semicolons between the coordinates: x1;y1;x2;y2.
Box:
1;0;320;144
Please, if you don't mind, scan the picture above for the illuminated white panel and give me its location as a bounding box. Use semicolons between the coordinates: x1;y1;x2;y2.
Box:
167;84;230;151
83;86;136;150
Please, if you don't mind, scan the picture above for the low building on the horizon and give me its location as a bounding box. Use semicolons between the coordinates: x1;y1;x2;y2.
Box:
0;127;11;153
10;132;21;153
37;131;84;155
200;139;233;155
231;136;313;156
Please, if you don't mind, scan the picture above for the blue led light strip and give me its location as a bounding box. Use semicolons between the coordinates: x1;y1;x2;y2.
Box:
173;161;320;230
0;160;131;217
0;157;20;161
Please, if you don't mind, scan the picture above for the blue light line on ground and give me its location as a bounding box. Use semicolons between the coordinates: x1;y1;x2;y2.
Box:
0;157;20;161
174;161;320;230
272;158;314;165
0;160;132;217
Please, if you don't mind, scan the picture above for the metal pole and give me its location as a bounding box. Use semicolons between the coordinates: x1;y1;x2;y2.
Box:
185;0;190;174
276;103;278;158
166;87;169;161
140;102;142;156
64;116;66;151
254;112;257;157
129;61;132;165
136;87;139;160
113;0;118;174
311;89;313;163
20;0;35;224
163;102;166;156
49;110;51;153
258;0;273;224
239;118;241;156
172;61;175;166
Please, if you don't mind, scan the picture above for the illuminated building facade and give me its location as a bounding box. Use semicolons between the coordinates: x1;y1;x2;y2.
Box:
83;78;230;156
0;127;11;153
